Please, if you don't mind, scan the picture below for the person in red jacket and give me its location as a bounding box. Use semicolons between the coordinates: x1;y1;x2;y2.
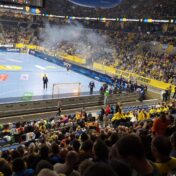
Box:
105;104;111;116
152;112;169;136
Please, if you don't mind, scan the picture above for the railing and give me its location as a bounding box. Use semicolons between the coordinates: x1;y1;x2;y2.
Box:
0;92;139;118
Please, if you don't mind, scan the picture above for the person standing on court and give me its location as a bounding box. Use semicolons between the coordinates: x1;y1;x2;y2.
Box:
43;74;48;90
89;81;95;94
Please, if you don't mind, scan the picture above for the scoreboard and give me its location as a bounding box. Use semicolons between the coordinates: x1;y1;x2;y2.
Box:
0;0;44;7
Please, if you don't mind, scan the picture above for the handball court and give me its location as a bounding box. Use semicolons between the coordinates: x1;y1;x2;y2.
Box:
0;52;102;103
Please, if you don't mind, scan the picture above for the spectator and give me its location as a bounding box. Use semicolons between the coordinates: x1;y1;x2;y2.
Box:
12;158;34;176
54;151;78;175
35;160;53;176
50;142;62;165
79;140;93;163
38;144;50;162
0;90;174;176
93;140;109;163
83;162;117;176
72;139;81;153
116;135;161;176
110;159;132;176
25;143;38;169
0;158;12;176
170;132;176;158
78;160;93;176
37;169;58;176
104;89;110;106
98;107;105;123
105;104;111;116
152;112;169;136
151;136;176;175
56;100;62;116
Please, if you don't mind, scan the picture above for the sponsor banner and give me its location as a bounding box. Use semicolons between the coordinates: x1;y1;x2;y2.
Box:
59;53;86;64
16;43;85;64
15;43;37;49
0;48;20;52
0;44;14;48
93;62;175;92
93;63;116;75
6;48;20;52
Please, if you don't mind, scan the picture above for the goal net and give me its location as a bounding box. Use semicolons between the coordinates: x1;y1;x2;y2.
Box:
52;83;81;97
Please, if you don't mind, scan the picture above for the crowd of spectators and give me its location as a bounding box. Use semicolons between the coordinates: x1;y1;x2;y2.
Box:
0;9;176;84
0;101;176;176
100;30;176;84
45;25;176;84
0;4;176;175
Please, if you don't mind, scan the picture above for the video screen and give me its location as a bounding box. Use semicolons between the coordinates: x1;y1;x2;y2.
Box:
0;0;44;7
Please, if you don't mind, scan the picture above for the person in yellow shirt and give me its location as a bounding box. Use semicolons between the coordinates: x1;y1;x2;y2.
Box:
111;110;123;128
151;136;176;175
144;110;150;120
149;107;156;118
122;113;128;120
138;110;145;121
163;106;169;112
111;111;122;122
156;107;162;114
75;112;81;120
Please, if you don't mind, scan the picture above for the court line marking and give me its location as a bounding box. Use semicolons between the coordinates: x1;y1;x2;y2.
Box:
5;59;22;63
35;65;46;70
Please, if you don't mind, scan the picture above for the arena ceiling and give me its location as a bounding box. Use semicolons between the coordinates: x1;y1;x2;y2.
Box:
67;0;122;8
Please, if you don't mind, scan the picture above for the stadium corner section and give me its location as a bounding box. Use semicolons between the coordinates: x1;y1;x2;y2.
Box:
18;43;176;93
28;49;175;93
0;43;175;92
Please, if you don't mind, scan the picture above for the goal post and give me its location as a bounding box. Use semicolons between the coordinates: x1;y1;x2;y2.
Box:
52;82;81;97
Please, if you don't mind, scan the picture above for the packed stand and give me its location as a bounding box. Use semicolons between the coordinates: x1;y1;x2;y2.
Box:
0;12;176;84
0;100;176;176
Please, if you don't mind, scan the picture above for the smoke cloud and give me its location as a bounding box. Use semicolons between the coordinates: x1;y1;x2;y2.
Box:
39;22;112;61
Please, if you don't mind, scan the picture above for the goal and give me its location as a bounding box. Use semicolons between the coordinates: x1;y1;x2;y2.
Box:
52;83;81;97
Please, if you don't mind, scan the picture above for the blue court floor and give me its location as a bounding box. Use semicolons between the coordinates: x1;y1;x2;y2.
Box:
0;52;102;102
